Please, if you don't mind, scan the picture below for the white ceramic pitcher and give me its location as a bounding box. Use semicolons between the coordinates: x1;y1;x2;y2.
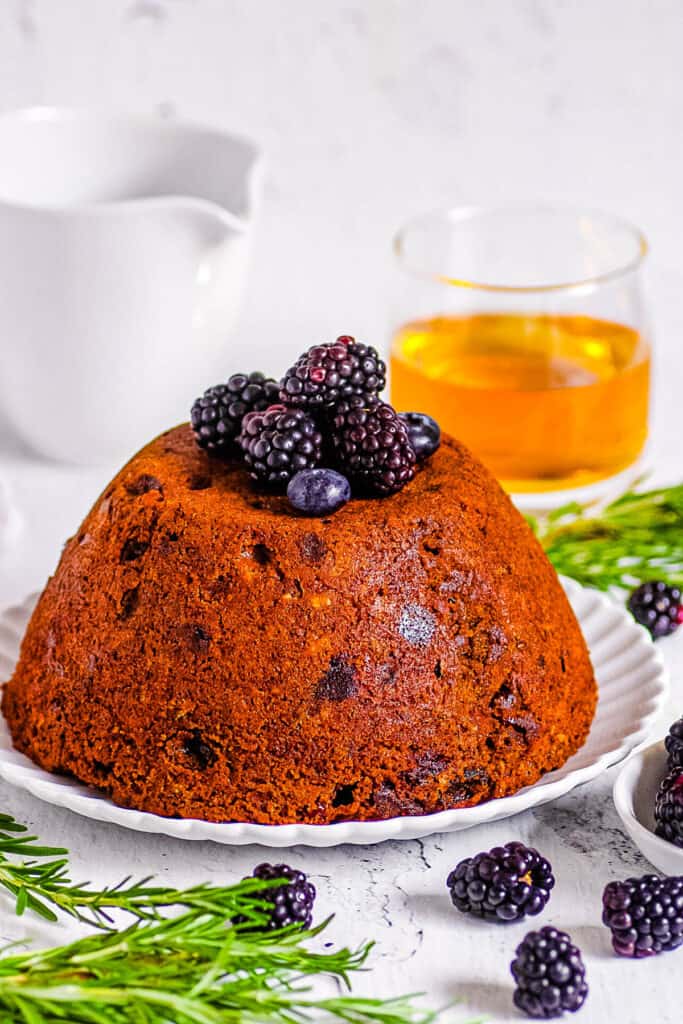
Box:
0;107;263;464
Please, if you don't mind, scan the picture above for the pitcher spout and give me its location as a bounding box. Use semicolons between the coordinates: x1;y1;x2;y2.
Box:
160;194;251;246
155;123;263;243
158;125;264;230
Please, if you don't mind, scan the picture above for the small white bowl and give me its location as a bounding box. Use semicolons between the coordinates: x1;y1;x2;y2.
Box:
614;741;683;876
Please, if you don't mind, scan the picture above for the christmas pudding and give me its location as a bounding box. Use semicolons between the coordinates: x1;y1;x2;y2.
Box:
2;432;596;824
2;336;597;824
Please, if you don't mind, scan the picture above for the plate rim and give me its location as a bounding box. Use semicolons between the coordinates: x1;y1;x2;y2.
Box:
0;578;669;847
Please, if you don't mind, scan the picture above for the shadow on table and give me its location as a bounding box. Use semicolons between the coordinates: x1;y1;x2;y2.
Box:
451;979;514;1020
404;890;531;932
563;922;613;960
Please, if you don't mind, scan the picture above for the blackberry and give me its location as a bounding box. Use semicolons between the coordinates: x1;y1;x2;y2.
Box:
238;863;316;931
602;874;683;957
239;405;322;488
627;580;682;639
511;926;588;1018
191;373;279;455
398;412;441;460
280;335;386;410
446;841;554;923
330;399;416;496
665;715;683;770
654;769;683;847
287;468;351;516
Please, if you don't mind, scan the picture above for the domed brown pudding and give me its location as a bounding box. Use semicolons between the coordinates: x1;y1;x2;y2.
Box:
2;425;596;824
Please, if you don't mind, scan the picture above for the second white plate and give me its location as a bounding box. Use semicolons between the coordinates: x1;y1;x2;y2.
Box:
0;578;668;847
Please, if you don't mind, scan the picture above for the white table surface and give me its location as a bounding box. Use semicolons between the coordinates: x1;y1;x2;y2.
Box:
0;417;681;1024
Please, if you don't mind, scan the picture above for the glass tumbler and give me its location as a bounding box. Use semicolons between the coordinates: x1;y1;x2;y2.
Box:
389;205;651;498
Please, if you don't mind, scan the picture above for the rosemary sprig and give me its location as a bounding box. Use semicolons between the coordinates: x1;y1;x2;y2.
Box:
0;813;282;928
0;812;438;1024
530;482;683;591
0;910;434;1024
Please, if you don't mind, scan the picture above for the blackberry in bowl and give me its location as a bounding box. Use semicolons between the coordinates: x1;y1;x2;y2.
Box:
665;715;683;770
655;769;683;847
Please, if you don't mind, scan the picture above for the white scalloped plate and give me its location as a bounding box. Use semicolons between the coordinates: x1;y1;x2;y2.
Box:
0;579;668;847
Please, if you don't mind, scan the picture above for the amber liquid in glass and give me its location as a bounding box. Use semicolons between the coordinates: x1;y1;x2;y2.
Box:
390;313;650;492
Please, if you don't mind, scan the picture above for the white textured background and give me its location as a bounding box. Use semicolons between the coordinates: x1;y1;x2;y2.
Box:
1;1;682;456
2;0;681;460
0;1;682;379
0;3;682;1021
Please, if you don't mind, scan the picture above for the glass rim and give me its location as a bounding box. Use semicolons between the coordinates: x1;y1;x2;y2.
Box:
393;203;649;295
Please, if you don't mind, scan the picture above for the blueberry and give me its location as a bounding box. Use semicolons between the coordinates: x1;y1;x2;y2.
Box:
398;412;441;460
287;468;351;516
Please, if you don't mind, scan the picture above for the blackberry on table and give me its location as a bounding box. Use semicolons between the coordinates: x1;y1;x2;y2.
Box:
239;405;322;488
654;769;683;848
330;398;416;497
602;874;683;957
627;581;683;639
446;841;554;923
237;863;316;931
511;926;588;1019
665;715;683;770
191;373;279;455
280;336;386;410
